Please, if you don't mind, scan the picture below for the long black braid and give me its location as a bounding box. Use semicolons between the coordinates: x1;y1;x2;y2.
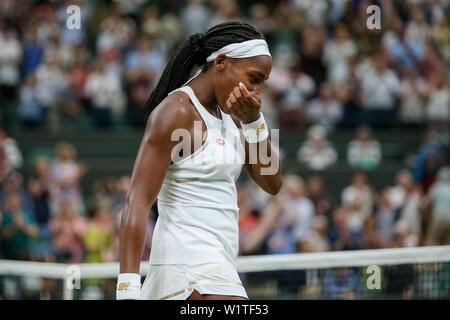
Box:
145;21;264;115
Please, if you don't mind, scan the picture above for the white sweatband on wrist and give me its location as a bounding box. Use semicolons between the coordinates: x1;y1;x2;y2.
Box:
241;113;269;143
116;273;141;300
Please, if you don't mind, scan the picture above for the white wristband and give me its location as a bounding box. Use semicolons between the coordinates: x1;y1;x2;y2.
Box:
240;113;269;143
116;273;141;300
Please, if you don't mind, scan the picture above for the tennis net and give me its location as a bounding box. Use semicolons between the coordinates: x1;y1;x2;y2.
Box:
0;245;449;299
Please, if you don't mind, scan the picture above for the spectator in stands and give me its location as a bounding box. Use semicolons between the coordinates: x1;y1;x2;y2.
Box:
419;44;446;81
296;25;327;86
361;214;384;250
426;167;450;245
110;176;131;225
238;183;256;222
388;170;421;243
244;179;272;215
180;0;211;37
334;57;363;127
82;204;115;264
44;31;75;71
431;17;450;62
248;3;273;36
84;58;125;127
96;4;136;53
34;53;67;115
347;125;382;170
207;0;242;29
345;192;370;235
18;73;45;127
20;26;43;79
283;174;315;247
124;35;165;83
140;6;164;42
239;189;292;255
0;171;33;213
238;185;265;255
292;70;316;99
264;201;298;255
323;267;361;300
341;171;373;218
59;50;91;126
297;125;338;170
124;36;165;127
65;50;91;107
306;82;343;131
327;207;361;251
306;175;335;220
404;6;429;58
375;189;400;247
388;169;415;211
0;146;14;189
1;192;39;260
322;24;357;84
0;27;22;102
28;157;52;226
413;130;447;193
80;203;115;293
49;199;86;263
90;177;117;213
278;86;305;131
425;71;449;132
0;129;23;169
359;48;400;126
397;69;427;124
50;142;85;215
298;215;330;253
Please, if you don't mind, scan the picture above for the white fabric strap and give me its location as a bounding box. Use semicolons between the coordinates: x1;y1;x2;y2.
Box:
241;113;269;143
206;39;271;62
116;273;141;300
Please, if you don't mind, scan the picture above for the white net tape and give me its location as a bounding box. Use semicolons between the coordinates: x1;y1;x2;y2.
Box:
1;245;450;299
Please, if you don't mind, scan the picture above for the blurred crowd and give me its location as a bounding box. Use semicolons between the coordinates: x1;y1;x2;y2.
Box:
0;128;449;299
0;127;449;265
0;0;449;131
0;0;449;299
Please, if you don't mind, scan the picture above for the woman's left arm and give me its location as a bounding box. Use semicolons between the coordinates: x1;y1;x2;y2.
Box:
242;137;282;195
226;83;282;195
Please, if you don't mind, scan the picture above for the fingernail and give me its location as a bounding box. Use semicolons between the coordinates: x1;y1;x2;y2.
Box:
239;81;244;89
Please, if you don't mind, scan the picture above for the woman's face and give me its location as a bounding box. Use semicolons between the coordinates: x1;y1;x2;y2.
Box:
212;54;272;114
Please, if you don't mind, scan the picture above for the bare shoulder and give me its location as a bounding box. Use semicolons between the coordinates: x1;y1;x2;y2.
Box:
144;92;196;141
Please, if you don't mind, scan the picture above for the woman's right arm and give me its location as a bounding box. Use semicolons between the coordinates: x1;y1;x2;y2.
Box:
119;99;193;275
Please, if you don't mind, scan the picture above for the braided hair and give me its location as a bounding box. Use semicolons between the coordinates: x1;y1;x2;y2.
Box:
145;21;265;115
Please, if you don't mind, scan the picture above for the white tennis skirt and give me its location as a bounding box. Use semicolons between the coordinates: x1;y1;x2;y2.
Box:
140;261;248;300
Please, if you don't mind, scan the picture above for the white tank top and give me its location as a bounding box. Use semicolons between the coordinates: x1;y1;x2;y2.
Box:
149;85;246;265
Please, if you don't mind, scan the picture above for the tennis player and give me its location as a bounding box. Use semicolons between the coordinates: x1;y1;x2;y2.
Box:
117;21;281;300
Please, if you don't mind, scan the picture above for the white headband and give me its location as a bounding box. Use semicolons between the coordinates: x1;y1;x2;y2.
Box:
183;39;271;85
206;39;271;62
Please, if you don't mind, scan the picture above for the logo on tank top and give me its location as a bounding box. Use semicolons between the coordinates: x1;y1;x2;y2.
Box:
216;138;225;145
